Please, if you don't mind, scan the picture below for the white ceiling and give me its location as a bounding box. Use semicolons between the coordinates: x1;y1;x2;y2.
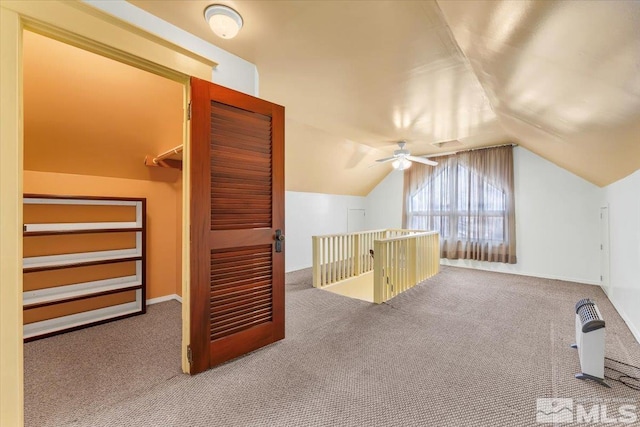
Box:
129;0;640;194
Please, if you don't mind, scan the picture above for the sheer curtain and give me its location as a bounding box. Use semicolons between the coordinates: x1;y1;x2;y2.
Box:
403;145;517;264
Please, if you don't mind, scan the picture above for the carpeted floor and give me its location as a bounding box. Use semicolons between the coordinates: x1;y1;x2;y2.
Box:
24;266;640;426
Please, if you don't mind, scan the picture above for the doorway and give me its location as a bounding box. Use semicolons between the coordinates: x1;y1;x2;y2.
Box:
22;30;186;426
348;209;366;233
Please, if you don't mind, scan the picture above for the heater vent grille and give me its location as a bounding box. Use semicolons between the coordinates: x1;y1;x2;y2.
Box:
575;298;593;313
577;301;605;332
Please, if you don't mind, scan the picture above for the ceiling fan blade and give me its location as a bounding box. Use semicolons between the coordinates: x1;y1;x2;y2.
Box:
407;155;438;166
375;156;396;163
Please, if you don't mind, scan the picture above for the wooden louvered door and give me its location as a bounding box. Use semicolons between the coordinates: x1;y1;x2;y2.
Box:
189;77;285;374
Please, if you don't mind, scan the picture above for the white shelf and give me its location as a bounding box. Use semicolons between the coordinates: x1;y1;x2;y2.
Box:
24;222;140;233
23;298;142;339
23;275;141;307
24;197;140;207
23;248;142;270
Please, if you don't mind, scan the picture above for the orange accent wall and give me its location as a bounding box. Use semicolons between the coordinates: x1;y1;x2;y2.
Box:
23;30;184;182
23;171;182;300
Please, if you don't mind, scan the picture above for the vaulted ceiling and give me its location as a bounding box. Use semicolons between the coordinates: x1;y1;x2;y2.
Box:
128;0;640;193
24;1;640;195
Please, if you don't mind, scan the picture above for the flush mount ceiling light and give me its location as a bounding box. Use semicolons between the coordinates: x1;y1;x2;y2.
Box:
204;4;243;39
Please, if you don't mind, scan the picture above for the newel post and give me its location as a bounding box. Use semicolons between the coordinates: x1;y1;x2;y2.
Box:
373;240;384;304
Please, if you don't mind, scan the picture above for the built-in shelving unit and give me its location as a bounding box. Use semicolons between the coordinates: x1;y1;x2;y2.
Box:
23;194;146;341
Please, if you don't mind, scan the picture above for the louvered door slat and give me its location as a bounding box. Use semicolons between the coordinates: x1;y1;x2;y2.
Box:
209;244;273;341
210;180;273;191
210;129;272;143
211;289;272;315
210;133;273;154
212;300;272;318
211;192;271;200
210;277;272;295
211;306;273;332
210;115;272;133
210;100;273;229
211;265;271;279
211;282;272;303
212;163;272;176
212;306;273;327
210;120;272;140
211;148;272;160
211;315;273;341
210;102;271;124
211;187;271;196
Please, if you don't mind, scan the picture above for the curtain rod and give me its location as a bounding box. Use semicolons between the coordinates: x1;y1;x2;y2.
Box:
424;143;517;158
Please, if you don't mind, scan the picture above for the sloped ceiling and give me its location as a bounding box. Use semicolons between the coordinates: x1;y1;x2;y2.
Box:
128;0;509;195
53;0;639;194
437;0;640;187
128;0;640;193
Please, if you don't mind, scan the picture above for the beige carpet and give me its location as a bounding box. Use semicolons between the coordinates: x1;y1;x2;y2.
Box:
25;266;640;426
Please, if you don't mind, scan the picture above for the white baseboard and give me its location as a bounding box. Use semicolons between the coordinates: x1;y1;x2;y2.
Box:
439;259;600;286
602;286;640;345
146;294;182;305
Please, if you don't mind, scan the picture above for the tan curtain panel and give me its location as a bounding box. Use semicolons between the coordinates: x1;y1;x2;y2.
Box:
404;145;517;264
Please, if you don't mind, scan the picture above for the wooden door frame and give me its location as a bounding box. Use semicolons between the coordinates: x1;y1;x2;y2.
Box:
0;2;215;424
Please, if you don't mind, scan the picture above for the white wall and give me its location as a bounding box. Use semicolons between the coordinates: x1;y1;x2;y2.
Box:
83;0;258;96
478;147;601;284
365;147;602;284
601;169;640;342
365;170;404;230
285;191;365;272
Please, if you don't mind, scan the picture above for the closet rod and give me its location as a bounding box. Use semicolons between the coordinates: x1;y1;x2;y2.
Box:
152;145;183;164
144;145;183;170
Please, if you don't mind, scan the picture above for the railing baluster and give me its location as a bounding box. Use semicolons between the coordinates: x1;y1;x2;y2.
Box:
331;236;337;283
340;235;345;280
336;235;340;282
322;237;327;286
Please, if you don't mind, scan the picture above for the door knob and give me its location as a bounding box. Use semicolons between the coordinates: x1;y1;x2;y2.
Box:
275;229;284;252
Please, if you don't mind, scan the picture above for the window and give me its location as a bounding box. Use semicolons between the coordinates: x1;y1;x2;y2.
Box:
404;146;517;264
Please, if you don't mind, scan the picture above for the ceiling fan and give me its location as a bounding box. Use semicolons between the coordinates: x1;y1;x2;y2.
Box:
375;141;438;170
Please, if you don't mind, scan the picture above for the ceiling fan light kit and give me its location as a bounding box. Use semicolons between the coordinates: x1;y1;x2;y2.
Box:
204;4;243;39
375;141;438;169
392;158;412;170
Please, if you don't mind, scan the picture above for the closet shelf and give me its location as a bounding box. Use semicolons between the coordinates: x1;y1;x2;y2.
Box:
23;301;142;340
24;222;142;235
145;144;183;170
24;276;143;309
23;249;142;273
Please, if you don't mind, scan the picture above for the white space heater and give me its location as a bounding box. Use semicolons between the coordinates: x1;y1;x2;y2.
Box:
571;299;609;387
